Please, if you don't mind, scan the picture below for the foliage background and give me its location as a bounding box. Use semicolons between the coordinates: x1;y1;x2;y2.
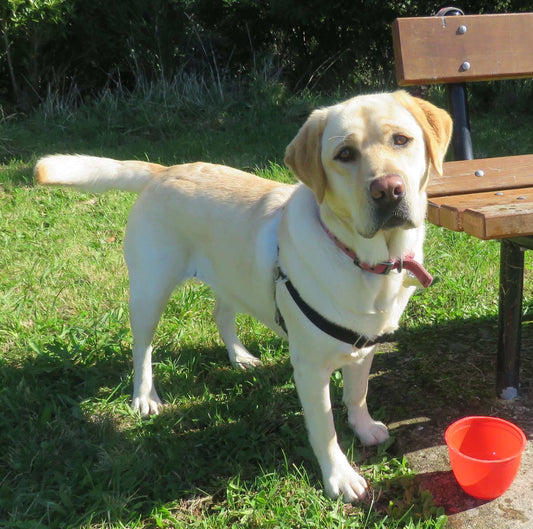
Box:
1;0;532;110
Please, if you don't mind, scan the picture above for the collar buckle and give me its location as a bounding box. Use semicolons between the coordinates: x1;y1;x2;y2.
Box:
379;260;395;275
355;258;396;275
397;256;404;274
353;335;371;349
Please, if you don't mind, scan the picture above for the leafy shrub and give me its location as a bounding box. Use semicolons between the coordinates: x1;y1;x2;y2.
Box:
0;0;528;110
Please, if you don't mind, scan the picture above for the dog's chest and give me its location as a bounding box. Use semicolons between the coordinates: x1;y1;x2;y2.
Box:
347;272;412;335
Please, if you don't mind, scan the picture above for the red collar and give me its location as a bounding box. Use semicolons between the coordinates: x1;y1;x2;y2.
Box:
320;218;433;288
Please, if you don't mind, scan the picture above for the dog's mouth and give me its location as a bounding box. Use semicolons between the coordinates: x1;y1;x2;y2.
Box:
379;204;413;229
360;202;414;239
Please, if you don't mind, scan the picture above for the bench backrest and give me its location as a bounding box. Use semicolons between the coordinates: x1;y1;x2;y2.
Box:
392;12;533;86
392;11;533;161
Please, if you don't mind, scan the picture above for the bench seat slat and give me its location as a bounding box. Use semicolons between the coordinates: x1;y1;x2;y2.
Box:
427;155;533;198
464;202;533;239
428;187;533;239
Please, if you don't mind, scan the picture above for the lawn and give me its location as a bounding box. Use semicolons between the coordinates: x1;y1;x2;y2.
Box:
1;81;532;528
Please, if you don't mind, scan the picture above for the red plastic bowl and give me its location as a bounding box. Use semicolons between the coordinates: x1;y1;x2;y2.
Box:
445;416;527;500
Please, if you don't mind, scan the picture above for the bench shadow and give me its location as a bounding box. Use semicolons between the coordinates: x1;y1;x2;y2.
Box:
369;317;532;451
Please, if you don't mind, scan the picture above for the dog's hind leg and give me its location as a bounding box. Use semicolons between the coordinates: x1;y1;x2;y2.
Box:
125;219;185;416
213;298;262;369
342;349;389;446
128;264;179;415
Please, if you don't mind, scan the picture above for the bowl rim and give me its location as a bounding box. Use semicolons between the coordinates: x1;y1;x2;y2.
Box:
445;415;527;464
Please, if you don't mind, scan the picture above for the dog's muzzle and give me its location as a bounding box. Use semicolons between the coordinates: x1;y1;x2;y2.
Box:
369;174;412;231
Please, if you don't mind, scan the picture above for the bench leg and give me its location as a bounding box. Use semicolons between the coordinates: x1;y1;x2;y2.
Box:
497;239;524;399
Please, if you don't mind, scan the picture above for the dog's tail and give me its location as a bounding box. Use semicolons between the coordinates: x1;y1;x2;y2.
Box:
35;155;165;193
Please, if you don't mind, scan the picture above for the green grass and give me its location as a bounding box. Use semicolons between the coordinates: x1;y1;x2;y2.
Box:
1;82;532;528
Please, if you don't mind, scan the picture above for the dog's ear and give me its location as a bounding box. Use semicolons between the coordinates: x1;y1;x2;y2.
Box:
285;108;328;203
393;90;453;176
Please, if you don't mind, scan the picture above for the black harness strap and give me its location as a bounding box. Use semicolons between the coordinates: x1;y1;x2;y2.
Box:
275;265;391;348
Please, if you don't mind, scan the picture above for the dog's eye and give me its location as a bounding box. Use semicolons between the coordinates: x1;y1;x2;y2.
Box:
335;146;358;162
393;134;411;146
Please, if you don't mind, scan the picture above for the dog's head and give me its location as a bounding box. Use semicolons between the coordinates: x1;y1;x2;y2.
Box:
285;91;452;239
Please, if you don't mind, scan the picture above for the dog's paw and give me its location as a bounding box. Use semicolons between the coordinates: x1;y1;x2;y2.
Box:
231;351;263;370
323;460;368;502
132;390;163;416
355;420;390;446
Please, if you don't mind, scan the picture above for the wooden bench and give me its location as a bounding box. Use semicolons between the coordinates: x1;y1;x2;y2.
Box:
392;8;533;399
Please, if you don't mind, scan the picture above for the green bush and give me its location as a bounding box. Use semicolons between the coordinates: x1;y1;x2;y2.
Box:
0;0;192;109
0;0;529;110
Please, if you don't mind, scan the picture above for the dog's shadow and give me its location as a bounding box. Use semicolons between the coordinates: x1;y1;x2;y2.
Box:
146;341;315;484
2;316;531;525
0;336;324;525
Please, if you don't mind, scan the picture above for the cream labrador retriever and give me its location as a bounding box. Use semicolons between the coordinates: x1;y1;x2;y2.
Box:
35;90;452;502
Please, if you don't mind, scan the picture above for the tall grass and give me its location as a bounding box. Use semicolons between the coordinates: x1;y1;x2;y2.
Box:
1;75;532;528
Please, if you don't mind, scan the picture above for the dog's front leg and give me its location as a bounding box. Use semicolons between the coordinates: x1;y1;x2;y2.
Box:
132;342;162;416
342;349;389;446
291;352;368;502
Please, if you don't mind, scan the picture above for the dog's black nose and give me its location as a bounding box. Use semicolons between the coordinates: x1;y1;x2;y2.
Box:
370;175;406;204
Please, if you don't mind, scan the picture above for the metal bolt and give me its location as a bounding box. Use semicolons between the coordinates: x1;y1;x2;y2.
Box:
474;170;485;177
457;25;468;35
495;192;504;196
460;61;471;72
517;196;526;200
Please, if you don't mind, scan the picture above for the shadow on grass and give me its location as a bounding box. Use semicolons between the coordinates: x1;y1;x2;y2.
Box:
373;470;489;521
0;162;34;186
370;317;532;451
0;339;312;527
0;316;531;527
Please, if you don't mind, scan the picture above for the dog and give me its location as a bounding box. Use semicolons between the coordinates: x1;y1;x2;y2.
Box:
35;90;452;502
